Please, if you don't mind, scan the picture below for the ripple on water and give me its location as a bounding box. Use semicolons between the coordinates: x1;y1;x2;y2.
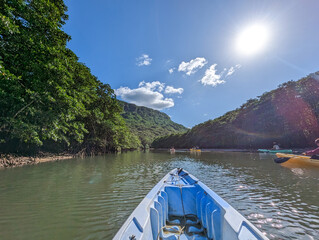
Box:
0;152;318;240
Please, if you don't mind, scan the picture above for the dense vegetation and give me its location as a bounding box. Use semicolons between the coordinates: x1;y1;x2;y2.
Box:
153;72;319;149
120;101;187;146
0;0;140;154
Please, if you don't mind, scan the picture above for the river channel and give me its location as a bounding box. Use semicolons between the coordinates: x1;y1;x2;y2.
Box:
0;151;318;239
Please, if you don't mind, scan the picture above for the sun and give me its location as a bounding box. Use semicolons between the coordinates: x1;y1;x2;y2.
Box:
236;23;269;56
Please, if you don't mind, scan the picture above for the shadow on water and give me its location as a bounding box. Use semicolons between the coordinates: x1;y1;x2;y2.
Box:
0;151;318;239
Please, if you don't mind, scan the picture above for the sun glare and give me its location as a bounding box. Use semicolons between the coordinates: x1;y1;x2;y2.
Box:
236;24;269;56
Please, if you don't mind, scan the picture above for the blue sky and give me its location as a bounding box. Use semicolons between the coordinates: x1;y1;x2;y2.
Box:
64;0;319;128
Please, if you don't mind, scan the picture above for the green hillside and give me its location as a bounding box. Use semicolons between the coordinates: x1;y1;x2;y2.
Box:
120;101;187;146
152;72;319;149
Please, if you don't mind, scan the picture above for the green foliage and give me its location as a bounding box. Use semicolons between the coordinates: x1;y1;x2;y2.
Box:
0;0;139;154
120;101;187;146
153;72;319;149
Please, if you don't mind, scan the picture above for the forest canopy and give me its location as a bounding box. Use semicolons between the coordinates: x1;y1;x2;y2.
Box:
0;0;140;154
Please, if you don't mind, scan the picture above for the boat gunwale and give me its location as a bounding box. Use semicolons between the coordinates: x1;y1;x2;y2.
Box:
113;170;173;239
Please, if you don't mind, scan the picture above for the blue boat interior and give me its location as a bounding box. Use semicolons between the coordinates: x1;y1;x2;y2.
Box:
149;170;223;240
117;169;266;240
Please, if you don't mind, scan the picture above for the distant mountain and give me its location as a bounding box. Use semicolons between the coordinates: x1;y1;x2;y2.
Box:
119;101;187;146
152;72;319;149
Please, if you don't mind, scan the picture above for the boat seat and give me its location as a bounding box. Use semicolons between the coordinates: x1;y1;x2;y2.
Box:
179;234;188;240
186;218;199;225
186;234;208;240
178;233;208;240
161;234;179;240
188;225;204;234
163;226;179;233
167;219;181;225
151;196;185;240
164;185;198;217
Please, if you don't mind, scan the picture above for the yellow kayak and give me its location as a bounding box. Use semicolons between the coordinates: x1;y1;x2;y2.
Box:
190;148;201;152
275;153;319;168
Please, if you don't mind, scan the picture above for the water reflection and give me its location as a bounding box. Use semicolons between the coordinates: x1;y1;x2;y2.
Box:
0;151;318;240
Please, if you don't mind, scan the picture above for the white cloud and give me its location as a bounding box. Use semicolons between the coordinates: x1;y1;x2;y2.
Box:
116;81;183;110
200;64;225;87
226;67;235;77
164;86;184;94
178;57;207;75
200;64;241;87
136;54;152;66
138;81;164;92
168;68;174;74
226;64;241;77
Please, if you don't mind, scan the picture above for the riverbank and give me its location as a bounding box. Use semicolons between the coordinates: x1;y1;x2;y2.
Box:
0;153;74;169
154;148;252;152
0;148;309;169
155;148;308;153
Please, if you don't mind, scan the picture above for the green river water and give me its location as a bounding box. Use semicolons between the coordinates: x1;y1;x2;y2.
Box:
0;151;318;240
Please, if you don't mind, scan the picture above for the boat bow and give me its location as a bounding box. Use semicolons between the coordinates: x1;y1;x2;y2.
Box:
113;168;268;240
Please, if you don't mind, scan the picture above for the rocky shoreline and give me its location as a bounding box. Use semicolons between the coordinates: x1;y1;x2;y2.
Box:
0;154;74;169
